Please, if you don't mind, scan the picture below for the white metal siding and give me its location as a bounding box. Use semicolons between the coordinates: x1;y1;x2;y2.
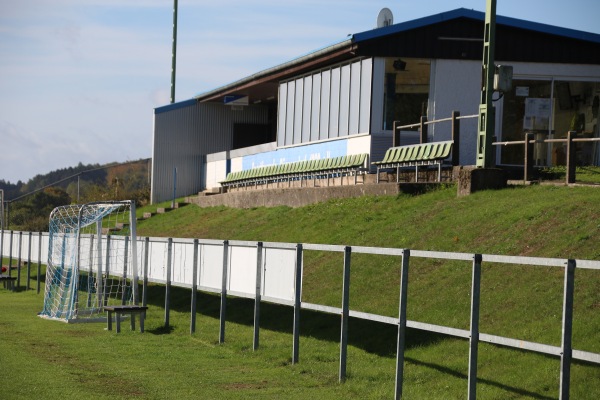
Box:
151;102;268;203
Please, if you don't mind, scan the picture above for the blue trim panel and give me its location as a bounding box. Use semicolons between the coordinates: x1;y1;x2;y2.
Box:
154;98;197;115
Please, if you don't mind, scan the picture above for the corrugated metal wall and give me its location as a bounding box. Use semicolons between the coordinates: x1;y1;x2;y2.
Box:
151;101;268;203
277;58;373;148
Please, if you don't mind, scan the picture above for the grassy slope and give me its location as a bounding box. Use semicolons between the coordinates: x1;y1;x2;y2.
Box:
2;184;599;399
137;184;600;397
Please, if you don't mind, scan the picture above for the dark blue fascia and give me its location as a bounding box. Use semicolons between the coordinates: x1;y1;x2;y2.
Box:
154;98;197;115
352;8;600;45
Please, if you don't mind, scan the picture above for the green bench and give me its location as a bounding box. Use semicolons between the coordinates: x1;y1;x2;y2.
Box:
372;141;453;183
221;154;368;189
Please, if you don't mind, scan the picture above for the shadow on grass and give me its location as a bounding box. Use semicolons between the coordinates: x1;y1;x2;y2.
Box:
405;356;555;400
141;284;558;399
141;284;444;355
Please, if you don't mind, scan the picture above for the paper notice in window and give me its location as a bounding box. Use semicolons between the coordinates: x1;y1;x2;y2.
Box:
523;98;551;130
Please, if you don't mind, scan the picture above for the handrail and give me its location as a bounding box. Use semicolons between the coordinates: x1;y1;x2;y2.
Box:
394;114;477;130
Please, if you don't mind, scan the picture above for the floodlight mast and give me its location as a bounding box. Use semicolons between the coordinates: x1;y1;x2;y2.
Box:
476;0;497;168
170;0;178;104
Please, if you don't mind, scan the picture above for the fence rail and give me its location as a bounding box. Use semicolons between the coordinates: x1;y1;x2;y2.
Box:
1;229;599;399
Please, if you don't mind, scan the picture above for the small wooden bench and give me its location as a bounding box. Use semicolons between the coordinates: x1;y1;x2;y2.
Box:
0;275;17;291
105;305;148;333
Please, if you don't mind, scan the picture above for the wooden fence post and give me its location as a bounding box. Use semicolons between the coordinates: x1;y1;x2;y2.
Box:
566;131;576;184
420;116;428;144
451;111;460;166
393;121;400;147
524;133;534;182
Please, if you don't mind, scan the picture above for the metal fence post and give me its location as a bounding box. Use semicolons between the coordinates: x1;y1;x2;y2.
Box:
559;259;576;400
17;231;22;288
8;231;13;278
219;240;229;344
190;238;199;334
253;242;264;350
142;237;149;308
26;232;32;290
339;246;352;382
165;238;172;328
292;243;303;364
468;254;482;400
36;232;42;294
395;249;410;400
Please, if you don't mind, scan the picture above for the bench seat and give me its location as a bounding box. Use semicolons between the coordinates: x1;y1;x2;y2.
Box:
220;153;368;189
373;141;453;183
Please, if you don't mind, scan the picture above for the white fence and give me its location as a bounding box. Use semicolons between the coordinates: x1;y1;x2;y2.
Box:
2;229;600;399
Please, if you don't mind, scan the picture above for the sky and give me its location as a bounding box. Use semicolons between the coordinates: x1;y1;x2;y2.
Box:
1;0;599;184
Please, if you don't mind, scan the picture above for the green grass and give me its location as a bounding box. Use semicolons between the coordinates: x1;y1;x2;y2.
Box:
2;184;600;399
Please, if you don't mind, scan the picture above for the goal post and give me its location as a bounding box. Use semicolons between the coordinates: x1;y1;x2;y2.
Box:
40;200;140;323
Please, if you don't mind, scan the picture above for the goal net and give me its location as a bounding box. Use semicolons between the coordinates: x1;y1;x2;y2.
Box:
39;201;140;322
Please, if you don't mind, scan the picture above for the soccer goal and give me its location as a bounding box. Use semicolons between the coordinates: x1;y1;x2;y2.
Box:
39;201;140;323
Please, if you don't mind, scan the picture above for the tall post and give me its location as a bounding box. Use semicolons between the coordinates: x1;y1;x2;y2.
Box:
190;238;199;334
395;249;410;400
165;238;173;327
8;231;13;278
219;240;229;344
292;244;303;364
26;232;32;290
142;237;150;308
129;201;139;305
253;242;263;350
468;254;483;399
170;0;178;104
559;259;576;400
37;232;42;294
17;231;22;288
476;0;497;168
339;246;352;382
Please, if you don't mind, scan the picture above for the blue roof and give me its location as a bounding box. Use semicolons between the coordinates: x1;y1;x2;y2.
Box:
352;8;600;44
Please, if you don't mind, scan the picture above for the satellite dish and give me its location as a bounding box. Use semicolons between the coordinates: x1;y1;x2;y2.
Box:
376;8;394;28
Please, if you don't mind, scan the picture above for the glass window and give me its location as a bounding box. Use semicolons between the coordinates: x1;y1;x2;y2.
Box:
500;80;600;166
382;58;430;131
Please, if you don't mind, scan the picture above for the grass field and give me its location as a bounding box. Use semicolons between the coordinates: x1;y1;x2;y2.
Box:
2;183;599;399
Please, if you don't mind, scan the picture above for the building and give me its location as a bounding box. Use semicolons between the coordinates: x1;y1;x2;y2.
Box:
151;8;600;203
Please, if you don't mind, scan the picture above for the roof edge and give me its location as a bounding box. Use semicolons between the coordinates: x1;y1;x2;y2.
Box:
194;37;353;101
353;7;600;44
